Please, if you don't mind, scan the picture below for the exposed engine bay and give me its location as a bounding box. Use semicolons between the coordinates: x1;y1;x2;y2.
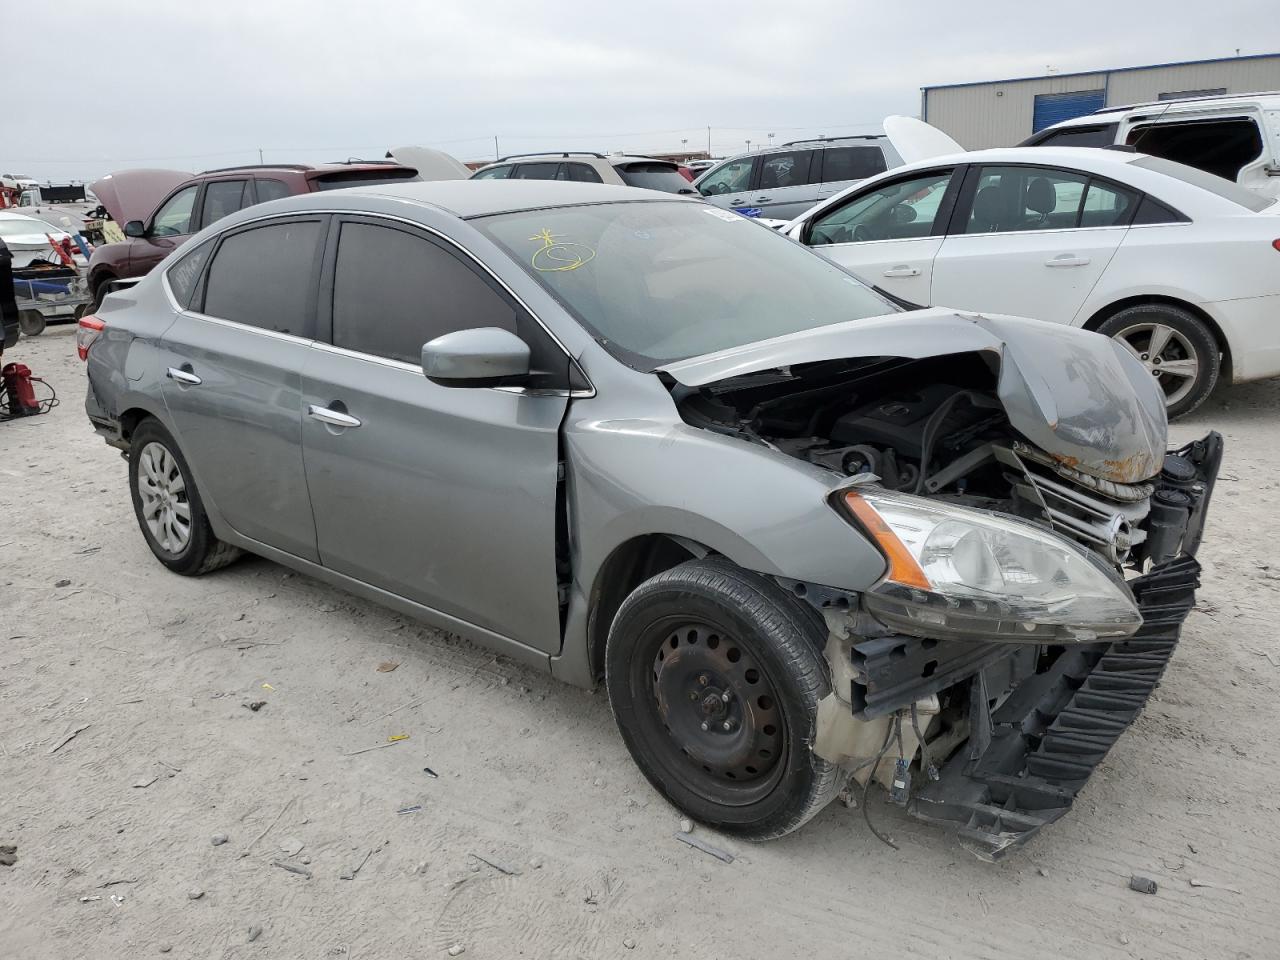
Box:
670;351;1222;859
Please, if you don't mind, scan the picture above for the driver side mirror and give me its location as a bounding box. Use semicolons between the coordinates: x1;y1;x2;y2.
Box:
421;327;530;386
124;220;147;239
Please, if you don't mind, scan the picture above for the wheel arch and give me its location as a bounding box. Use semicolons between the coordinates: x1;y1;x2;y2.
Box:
1082;295;1233;383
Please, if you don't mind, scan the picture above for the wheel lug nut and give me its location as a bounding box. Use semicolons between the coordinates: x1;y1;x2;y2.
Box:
722;721;732;731
721;692;730;703
698;674;709;686
688;692;698;701
1141;353;1148;360
700;721;709;731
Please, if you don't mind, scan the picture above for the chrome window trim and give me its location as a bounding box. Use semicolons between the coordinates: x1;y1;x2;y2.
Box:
164;207;596;398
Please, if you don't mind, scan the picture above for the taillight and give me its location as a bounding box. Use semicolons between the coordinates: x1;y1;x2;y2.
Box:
76;315;105;361
1273;238;1280;252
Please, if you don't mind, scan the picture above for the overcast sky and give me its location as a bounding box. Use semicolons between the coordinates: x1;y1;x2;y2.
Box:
5;0;1275;182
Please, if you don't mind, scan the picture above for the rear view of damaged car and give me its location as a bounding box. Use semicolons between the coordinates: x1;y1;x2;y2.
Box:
80;184;1219;859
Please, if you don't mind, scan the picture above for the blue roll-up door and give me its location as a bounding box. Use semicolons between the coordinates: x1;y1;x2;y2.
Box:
1032;90;1107;132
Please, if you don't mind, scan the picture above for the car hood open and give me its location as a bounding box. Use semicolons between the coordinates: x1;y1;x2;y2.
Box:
658;308;1167;484
91;169;192;226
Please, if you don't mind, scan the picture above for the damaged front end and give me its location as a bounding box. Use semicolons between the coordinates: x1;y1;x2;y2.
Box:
662;311;1222;858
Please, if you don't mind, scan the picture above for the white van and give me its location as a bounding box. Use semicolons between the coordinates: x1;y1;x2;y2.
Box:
1020;91;1280;199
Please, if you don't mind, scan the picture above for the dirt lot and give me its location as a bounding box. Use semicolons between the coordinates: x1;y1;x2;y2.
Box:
2;326;1278;959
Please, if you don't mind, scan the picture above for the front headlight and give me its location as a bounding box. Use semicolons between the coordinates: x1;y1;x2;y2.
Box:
841;489;1141;642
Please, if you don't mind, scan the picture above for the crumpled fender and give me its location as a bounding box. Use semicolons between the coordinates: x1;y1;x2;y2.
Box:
659;308;1167;483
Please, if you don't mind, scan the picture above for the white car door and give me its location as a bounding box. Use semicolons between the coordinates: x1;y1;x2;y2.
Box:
929;164;1132;326
798;167;960;305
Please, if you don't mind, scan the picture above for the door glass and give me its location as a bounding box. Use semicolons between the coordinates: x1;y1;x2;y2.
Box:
809;171;953;244
616;163;692;193
961;166;1088;234
199;180;250;230
511;163;560;180
471;165;512;180
1126;117;1264;181
255;178;291;201
562;163;603;183
697;157;753;196
166;239;213;308
151;185;198;237
756;152;812;190
1026;124;1118;147
1080;180;1138;226
201;220;322;335
331;222;517;365
819;146;888;183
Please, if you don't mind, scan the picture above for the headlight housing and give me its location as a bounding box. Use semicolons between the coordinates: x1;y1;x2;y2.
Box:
841;489;1141;642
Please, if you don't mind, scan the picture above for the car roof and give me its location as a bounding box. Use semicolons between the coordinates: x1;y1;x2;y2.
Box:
478;154;677;167
270;179;691;219
885;145;1144;172
197;161;411;177
1040;90;1280;129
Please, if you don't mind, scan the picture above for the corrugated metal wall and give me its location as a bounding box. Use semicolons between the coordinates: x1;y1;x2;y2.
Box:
922;55;1280;149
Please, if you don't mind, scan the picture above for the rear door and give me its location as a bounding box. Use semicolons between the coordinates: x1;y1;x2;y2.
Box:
158;215;325;560
300;217;570;652
750;150;820;219
815;144;891;200
930;164;1133;325
196;178;252;231
801;167;960;304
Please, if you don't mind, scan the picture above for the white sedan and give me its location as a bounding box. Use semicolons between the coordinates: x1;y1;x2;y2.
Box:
782;145;1280;418
0;211;85;268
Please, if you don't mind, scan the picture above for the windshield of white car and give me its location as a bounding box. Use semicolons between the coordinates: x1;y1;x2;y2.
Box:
475;201;896;370
1132;155;1276;211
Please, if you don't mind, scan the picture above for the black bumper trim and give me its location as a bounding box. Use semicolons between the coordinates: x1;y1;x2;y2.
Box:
908;556;1200;861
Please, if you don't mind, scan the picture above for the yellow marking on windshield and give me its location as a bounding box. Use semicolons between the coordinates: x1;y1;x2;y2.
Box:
529;227;596;272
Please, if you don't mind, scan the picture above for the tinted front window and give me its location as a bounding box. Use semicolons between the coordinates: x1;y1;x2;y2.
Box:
471;165;512;180
563;163;604;183
1131;155;1274;211
475;202;893;369
166;239;213;308
151;185;198;237
819;146;888;183
757;151;814;189
512;163;561;180
331;222;516;364
201;220;321;335
616;162;692;193
255;178;291;202
809;171;954;244
697;157;753;196
1024;123;1118;147
199;179;250;229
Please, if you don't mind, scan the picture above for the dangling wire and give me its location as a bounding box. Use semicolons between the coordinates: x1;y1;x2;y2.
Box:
911;702;939;781
861;716;900;850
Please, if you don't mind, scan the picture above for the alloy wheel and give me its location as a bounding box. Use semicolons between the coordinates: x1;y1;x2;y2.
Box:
1112;322;1200;408
136;441;192;555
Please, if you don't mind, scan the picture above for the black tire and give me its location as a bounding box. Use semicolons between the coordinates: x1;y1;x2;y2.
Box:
89;274;116;313
128;418;242;576
18;310;45;337
1096;304;1220;420
605;557;843;840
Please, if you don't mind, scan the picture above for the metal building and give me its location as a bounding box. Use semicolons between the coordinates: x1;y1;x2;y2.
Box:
921;52;1280;149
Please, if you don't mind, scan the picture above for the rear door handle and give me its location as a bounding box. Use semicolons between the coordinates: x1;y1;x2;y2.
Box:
754;196;772;203
883;266;921;278
166;366;201;386
1045;254;1091;267
308;404;361;429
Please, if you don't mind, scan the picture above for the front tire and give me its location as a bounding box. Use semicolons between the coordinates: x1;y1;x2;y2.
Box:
1097;304;1220;419
18;311;45;337
605;558;842;840
128;419;241;576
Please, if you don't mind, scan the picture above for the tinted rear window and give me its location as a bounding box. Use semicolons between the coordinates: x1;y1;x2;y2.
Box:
201;220;322;335
1131;155;1275;211
616;162;692;193
311;169;419;191
819;146;888;183
1022;123;1118;147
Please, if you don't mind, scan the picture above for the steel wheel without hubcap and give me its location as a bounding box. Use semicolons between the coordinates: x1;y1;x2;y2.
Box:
136;440;192;555
647;620;787;805
1112;322;1199;409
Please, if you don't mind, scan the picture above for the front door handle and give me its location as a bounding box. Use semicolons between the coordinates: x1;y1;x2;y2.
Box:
883;265;921;278
1045;254;1091;267
166;366;202;386
754;196;772;203
308;404;361;429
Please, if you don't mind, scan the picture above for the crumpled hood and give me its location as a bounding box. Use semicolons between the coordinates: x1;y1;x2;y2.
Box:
91;169;191;226
659;309;1168;484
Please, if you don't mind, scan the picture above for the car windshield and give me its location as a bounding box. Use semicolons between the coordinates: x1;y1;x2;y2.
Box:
616;163;694;194
1131;155;1276;211
474;200;895;369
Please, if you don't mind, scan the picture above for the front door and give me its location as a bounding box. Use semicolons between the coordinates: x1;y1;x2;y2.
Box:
697;155;759;214
930;165;1131;325
301;218;568;651
131;183;200;274
800;167;959;304
159;216;326;561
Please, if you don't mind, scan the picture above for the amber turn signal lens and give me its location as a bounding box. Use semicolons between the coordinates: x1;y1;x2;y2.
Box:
842;491;933;590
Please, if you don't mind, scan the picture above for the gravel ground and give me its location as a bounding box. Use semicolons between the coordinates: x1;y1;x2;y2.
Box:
2;326;1278;959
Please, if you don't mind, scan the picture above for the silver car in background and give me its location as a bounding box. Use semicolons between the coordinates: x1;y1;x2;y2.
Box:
79;180;1220;858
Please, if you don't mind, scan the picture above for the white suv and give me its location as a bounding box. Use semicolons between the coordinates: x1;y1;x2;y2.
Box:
1021;91;1280;199
470;152;697;195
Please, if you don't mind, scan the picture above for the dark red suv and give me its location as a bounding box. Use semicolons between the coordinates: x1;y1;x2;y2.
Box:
87;162;419;307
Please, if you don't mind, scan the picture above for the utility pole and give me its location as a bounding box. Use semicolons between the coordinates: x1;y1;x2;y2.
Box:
707;126;711;156
494;135;500;160
258;147;263;164
745;139;751;152
767;132;775;147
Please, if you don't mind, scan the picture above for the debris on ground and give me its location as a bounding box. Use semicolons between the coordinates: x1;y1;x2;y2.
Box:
1189;878;1243;893
158;943;172;953
110;894;125;905
242;798;294;857
133;775;159;789
247;925;263;942
343;740;404;757
243;701;267;712
339;841;384;880
98;878;137;888
48;723;92;755
54;578;72;588
397;805;423;815
423;767;438;779
272;860;312;879
470;853;520;876
388;733;409;743
1128;875;1158;895
0;845;16;867
623;938;636;950
279;837;304;857
674;832;734;863
447;944;465;956
188;889;205;900
529;857;543;870
678;819;693;834
211;834;229;846
79;896;101;903
376;661;400;672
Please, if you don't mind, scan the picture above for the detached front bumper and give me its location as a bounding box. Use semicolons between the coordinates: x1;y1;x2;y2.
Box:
847;433;1222;859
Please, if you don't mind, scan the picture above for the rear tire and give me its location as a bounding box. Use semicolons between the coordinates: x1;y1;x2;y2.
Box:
1097;304;1220;420
128;418;242;576
18;311;45;337
89;274;116;313
605;557;842;840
